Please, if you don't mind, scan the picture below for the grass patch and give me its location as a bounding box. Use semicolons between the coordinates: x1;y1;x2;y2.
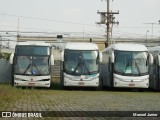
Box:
1;83;159;112
0;84;24;110
0;84;56;111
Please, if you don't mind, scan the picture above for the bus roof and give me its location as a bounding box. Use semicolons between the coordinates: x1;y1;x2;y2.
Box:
16;41;51;46
64;42;99;50
148;46;160;52
104;43;148;52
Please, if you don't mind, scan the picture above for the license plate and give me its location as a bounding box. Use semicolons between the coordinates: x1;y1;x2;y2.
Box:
129;83;135;87
28;83;35;86
79;82;84;86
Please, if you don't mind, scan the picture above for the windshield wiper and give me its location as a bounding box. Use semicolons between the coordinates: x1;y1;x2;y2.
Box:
23;63;31;74
135;61;141;75
72;58;91;75
23;63;41;75
32;63;41;75
72;60;82;74
124;60;130;73
83;62;91;75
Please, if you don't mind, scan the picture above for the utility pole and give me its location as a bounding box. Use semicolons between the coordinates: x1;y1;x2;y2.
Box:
106;0;110;47
97;0;119;47
146;30;149;47
143;22;159;37
17;18;20;41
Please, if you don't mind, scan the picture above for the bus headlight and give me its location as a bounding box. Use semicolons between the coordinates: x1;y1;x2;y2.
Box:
143;78;148;81
85;76;90;79
14;78;22;81
14;78;27;81
114;76;123;81
94;76;99;80
86;75;99;80
64;74;70;80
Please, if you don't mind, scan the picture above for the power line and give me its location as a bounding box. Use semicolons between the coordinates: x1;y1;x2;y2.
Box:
0;13;98;27
143;22;160;37
115;26;160;29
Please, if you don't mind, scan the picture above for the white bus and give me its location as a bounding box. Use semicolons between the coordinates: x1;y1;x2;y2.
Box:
100;43;153;89
148;46;160;90
9;42;54;88
60;42;102;89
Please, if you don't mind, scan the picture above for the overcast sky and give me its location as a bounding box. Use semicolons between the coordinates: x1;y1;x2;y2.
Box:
0;0;160;38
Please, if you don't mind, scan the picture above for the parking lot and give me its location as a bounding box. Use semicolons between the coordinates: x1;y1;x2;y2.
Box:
0;80;160;120
0;60;160;119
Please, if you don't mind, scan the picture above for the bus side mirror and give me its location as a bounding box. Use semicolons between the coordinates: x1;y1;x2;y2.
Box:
61;51;64;61
111;51;115;63
149;53;153;65
51;54;54;65
9;53;14;64
158;55;160;66
99;51;102;63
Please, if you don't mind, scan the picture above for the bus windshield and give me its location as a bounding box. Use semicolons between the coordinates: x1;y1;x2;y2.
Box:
114;51;149;76
64;50;99;75
14;56;50;75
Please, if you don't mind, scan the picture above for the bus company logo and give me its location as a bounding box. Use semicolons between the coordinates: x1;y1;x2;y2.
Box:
2;112;11;117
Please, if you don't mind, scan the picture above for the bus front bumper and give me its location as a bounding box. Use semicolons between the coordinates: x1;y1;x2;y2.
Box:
113;74;149;88
14;75;51;88
63;73;99;87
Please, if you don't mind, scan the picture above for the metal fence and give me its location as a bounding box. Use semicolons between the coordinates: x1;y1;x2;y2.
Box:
0;59;12;83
